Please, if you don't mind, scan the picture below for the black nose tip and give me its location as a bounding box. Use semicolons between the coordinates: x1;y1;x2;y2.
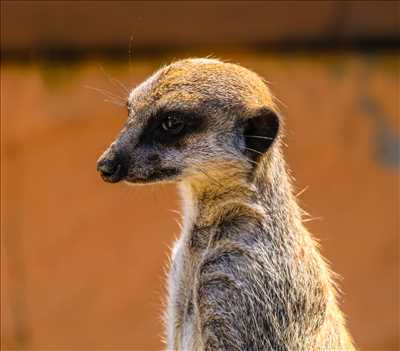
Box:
97;157;124;183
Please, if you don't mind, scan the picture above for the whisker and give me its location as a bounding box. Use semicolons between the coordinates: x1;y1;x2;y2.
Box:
244;147;264;156
85;85;126;102
296;186;309;198
129;34;135;74
169;209;181;216
222;131;273;141
272;94;287;110
194;166;224;189
225;149;258;166
85;85;119;98
214;132;260;168
244;135;274;140
302;216;323;223
109;78;129;95
98;64;130;94
246;158;258;166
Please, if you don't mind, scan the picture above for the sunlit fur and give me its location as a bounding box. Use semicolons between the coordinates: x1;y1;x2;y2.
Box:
100;58;355;350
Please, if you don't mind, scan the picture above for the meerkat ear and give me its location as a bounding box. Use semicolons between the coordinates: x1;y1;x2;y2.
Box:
243;107;280;161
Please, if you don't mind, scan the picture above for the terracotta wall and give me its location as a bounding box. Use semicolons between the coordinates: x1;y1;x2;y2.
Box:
1;52;399;350
1;1;399;349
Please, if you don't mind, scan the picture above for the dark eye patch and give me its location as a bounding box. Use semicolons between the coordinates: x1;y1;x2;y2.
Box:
138;109;206;147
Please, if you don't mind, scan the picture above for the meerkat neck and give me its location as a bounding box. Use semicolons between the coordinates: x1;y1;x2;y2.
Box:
178;147;303;240
255;147;304;228
179;167;257;229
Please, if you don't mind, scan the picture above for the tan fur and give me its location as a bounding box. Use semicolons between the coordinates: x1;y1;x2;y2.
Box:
97;58;355;350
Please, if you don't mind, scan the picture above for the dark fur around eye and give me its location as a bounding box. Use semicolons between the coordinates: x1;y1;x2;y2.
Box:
138;110;207;147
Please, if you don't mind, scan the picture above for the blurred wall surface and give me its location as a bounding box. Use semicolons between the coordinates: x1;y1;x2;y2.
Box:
1;1;399;351
1;1;399;52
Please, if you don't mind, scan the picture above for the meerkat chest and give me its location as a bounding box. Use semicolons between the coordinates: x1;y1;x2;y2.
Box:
166;228;208;349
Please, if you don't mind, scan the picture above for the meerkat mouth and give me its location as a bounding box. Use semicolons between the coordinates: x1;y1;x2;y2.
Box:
124;168;181;184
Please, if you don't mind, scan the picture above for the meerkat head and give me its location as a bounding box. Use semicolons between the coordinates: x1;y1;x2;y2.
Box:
97;58;280;185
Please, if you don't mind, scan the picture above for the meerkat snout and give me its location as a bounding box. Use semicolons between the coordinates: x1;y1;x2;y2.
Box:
97;58;280;185
97;138;130;183
97;150;125;183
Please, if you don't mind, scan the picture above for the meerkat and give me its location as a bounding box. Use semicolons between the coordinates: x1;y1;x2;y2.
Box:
97;58;355;351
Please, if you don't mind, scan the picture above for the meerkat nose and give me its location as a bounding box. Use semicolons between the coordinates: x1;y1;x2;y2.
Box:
97;154;125;183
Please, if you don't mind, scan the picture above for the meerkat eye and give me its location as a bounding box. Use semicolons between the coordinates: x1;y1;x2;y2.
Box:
161;115;185;134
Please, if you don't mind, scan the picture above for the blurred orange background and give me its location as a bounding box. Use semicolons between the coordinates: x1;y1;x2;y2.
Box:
1;1;399;350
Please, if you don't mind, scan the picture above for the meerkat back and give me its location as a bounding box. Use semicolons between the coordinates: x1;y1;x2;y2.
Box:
97;58;355;351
